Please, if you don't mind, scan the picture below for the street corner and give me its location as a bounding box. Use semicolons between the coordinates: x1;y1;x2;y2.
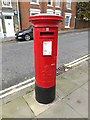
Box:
23;90;61;117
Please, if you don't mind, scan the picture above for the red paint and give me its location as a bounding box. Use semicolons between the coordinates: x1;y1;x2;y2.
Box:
29;13;63;87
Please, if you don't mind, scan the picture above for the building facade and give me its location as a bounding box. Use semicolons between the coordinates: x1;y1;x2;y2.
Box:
19;0;76;30
0;0;77;38
60;1;76;30
0;0;19;38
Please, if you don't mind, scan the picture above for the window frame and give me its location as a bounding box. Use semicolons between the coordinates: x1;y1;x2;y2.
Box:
65;16;69;27
55;0;60;8
55;10;61;16
2;0;12;8
47;0;53;7
65;13;71;28
30;8;40;16
47;9;53;14
30;0;39;5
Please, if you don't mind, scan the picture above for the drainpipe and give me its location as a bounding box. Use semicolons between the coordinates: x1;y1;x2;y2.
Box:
61;0;64;30
17;0;20;31
18;0;22;30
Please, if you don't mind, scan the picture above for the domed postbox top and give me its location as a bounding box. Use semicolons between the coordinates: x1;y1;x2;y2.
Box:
29;13;63;27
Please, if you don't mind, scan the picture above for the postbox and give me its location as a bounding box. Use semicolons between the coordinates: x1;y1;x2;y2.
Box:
29;14;63;104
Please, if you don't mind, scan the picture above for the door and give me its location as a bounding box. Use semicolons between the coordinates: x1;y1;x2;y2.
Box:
4;16;15;37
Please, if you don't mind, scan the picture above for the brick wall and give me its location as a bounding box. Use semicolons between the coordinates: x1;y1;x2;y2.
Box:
19;2;30;30
40;2;47;13
71;2;76;29
61;2;76;30
75;20;90;29
19;1;76;31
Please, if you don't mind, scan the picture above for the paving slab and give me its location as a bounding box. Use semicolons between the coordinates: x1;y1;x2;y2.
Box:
64;87;88;118
37;99;82;118
56;61;88;98
0;116;2;120
56;74;79;98
71;61;88;86
80;82;88;91
0;106;2;119
2;97;34;118
23;91;60;117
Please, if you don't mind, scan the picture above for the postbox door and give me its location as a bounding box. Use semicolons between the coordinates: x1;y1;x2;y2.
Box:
41;38;57;86
34;28;58;87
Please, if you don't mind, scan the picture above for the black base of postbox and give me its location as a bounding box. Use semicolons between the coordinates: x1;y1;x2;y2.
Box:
35;83;55;104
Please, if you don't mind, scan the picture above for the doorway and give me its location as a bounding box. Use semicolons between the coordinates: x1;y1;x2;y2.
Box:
4;16;15;37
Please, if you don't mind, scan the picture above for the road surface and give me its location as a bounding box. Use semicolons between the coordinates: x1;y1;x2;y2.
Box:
1;31;88;89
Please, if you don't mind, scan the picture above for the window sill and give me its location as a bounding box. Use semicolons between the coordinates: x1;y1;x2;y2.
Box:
2;6;12;8
65;26;70;28
65;8;72;11
47;5;53;7
30;2;39;5
67;8;72;10
55;14;60;16
55;6;60;8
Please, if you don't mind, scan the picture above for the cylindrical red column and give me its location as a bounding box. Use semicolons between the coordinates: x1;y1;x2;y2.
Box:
29;14;63;104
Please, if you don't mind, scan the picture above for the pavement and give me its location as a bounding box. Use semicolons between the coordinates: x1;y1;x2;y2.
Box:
0;37;15;43
58;28;89;35
0;60;89;119
0;28;89;43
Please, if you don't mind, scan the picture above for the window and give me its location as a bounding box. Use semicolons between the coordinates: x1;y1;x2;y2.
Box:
55;10;61;16
66;0;71;9
65;16;69;26
2;0;12;8
65;13;71;28
47;9;53;14
47;0;52;6
55;0;60;7
30;0;39;4
5;16;12;19
30;9;40;16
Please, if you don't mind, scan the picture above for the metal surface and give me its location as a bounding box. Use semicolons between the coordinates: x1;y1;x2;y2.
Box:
29;13;63;88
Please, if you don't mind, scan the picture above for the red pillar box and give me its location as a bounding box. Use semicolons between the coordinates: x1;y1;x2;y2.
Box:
29;14;63;104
